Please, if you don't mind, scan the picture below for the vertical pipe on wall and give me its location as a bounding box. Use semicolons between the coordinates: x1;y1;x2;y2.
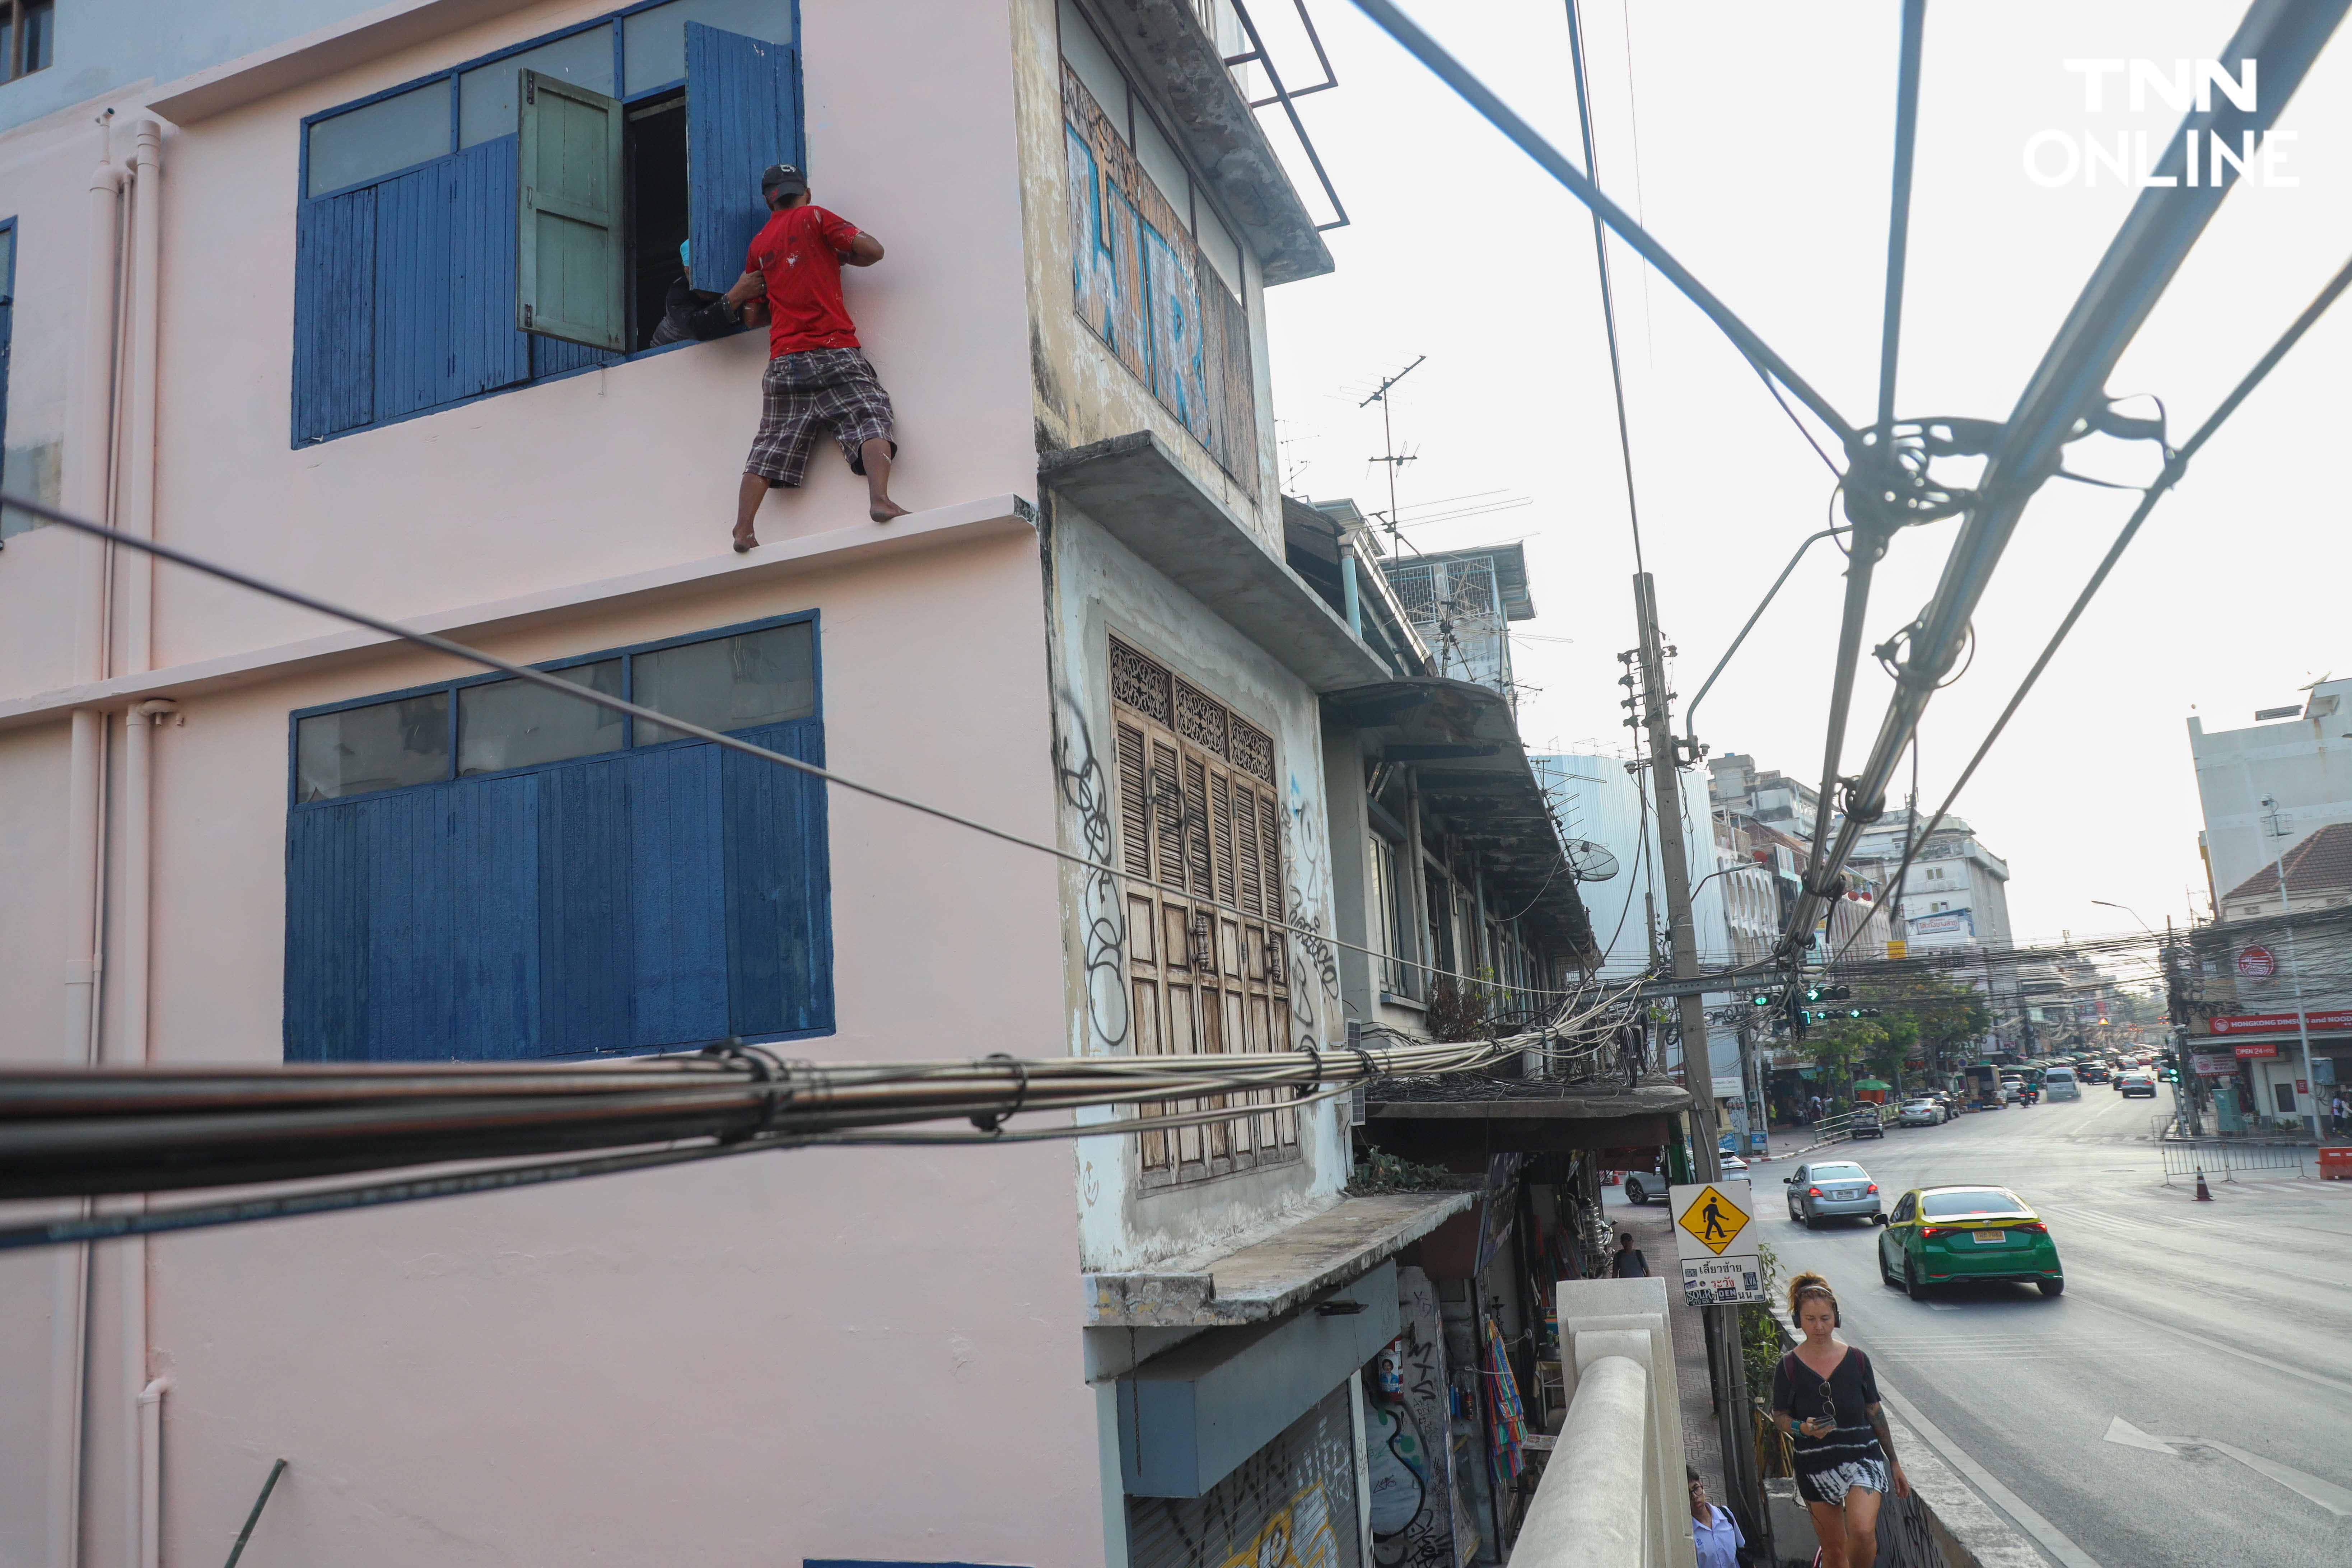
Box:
135;1378;168;1568
116;700;173;1568
52;151;129;1568
123;120;162;676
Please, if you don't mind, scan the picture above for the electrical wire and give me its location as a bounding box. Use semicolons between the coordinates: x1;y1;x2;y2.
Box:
1562;0;1646;575
1;489;1585;1000
1829;246;2352;956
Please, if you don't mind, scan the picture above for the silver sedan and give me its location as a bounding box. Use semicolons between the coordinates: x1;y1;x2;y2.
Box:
1784;1160;1883;1228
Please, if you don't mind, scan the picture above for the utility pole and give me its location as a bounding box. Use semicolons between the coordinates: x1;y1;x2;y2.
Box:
1630;570;1766;1548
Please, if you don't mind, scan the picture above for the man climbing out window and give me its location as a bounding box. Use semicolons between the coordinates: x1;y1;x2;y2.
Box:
723;163;906;552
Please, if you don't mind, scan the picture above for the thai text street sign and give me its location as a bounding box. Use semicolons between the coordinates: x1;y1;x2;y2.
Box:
1671;1180;1761;1305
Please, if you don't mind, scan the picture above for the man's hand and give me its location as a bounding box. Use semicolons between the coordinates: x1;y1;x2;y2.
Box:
739;300;769;327
723;270;767;308
1891;1460;1909;1499
845;232;885;267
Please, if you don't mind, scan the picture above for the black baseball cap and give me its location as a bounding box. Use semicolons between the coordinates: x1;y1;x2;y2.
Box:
760;163;808;195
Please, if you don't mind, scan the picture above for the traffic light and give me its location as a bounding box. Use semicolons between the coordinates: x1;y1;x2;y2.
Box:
1751;991;1774;1008
1826;985;1852;1001
1804;985;1824;1003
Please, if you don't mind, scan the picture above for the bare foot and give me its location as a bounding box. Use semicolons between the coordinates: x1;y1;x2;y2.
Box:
732;528;758;554
869;499;908;524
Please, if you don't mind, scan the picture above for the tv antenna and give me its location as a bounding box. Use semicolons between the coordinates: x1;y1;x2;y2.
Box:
1359;355;1425;549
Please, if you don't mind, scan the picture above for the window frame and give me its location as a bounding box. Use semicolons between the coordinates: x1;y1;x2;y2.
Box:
286;607;823;808
0;214;15;502
291;0;804;442
2;0;52;85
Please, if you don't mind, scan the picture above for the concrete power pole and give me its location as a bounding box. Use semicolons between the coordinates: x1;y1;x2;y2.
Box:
1631;571;1766;1543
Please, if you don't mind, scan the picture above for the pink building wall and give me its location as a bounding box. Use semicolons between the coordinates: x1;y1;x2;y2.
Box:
0;1;1124;1562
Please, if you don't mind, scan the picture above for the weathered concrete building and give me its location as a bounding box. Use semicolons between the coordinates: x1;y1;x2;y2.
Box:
0;3;1600;1564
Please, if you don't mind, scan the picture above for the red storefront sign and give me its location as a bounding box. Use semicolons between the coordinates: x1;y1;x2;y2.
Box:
2236;1042;2280;1059
2237;944;2277;978
2207;1011;2352;1035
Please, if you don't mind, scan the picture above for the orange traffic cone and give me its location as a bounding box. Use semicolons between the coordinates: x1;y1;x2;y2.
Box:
2195;1168;2213;1201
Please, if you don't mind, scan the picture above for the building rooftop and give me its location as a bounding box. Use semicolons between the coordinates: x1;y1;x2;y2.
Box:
2219;821;2352;904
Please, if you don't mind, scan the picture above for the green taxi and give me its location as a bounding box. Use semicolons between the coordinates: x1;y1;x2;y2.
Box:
1876;1184;2064;1298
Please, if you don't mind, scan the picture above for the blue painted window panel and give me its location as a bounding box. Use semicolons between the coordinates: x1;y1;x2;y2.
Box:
720;718;831;1037
628;742;731;1048
535;755;639;1056
283;804;370;1062
374;140;531;419
291;190;377;442
283;623;833;1061
533;333;623;379
684;22;800;293
450;775;542;1058
363;790;458;1060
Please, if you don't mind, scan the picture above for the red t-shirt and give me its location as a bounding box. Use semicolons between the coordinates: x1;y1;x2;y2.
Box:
745;204;862;357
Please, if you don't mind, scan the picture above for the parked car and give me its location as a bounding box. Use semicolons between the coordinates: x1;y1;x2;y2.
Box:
1897;1099;1942;1128
1877;1185;2064;1297
1622;1170;1665;1204
1787;1161;1882;1227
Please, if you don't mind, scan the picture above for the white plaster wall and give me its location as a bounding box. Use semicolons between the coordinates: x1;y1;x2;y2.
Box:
3;532;1110;1567
1045;499;1348;1275
0;0;1044;694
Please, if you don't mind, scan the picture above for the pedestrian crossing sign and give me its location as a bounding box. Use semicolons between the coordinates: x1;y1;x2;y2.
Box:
1674;1182;1751;1256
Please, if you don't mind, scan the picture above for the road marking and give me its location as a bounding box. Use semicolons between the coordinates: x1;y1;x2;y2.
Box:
2104;1417;2352;1516
2065;1292;2352;1397
2101;1416;2175;1454
1874;1379;2107;1568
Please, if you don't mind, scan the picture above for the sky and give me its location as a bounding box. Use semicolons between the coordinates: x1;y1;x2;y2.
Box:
1257;0;2352;949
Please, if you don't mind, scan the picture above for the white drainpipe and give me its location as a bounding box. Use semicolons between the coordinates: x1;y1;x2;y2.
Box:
122;119;163;673
136;1378;169;1568
51;146;128;1568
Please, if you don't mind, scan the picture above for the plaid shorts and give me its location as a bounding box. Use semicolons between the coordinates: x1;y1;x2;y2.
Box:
743;347;897;488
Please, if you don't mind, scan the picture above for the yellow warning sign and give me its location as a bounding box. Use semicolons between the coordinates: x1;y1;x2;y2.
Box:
1676;1184;1751;1256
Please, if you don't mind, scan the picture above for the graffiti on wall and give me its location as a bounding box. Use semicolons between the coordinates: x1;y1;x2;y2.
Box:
1373;1267;1460;1568
1280;773;1341;1059
1056;685;1130;1052
1062;64;1259;492
1130;1383;1360;1568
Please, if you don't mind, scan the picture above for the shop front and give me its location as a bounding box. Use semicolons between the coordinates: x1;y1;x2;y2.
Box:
2201;1012;2352;1131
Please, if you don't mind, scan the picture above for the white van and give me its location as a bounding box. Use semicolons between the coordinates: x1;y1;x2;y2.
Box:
2044;1067;2080;1101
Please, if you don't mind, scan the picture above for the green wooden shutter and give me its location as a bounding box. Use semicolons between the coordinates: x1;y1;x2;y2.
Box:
515;68;625;351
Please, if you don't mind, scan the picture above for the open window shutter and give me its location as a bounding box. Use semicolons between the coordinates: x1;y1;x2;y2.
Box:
292;188;376;442
685;23;799;294
516;69;626;351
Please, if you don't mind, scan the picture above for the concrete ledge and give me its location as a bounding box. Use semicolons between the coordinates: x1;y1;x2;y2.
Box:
1082;1188;1474;1327
0;493;1035;729
1041;432;1388;694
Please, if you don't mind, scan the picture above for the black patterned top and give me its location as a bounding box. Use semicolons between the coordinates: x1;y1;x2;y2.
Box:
1771;1347;1886;1479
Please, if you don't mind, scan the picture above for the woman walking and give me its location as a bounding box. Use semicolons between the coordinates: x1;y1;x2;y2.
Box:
1769;1271;1908;1568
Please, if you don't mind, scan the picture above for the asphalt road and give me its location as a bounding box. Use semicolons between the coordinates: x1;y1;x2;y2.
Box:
1723;1089;2352;1567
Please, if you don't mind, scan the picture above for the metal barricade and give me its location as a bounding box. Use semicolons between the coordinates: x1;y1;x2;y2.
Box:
2159;1139;2313;1183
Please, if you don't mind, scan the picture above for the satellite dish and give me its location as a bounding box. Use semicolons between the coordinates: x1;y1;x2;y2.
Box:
1565;838;1620;882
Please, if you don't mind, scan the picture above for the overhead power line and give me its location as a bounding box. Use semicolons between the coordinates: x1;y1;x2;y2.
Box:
0;979;1653;1250
0;491;1581;1000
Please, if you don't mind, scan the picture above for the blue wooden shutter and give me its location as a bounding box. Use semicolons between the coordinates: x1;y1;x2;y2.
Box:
449;774;542;1058
627;742;731;1049
291;188;377;442
685;23;799;294
720;718;833;1037
515;70;628;351
284;802;372;1060
536;755;639;1055
374;144;529;421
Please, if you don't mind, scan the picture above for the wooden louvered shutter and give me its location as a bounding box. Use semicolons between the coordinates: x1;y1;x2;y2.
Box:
1105;639;1297;1186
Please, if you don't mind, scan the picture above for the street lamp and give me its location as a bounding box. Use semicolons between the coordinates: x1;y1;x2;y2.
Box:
2091;899;2153;934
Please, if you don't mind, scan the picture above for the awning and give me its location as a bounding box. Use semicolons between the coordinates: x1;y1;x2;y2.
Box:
1855;1078;1891;1091
1322;676;1593;956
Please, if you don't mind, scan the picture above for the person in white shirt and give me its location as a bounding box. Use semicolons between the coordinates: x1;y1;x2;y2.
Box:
1688;1467;1746;1568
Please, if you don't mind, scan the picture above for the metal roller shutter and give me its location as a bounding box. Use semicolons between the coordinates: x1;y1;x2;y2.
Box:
1126;1381;1362;1568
